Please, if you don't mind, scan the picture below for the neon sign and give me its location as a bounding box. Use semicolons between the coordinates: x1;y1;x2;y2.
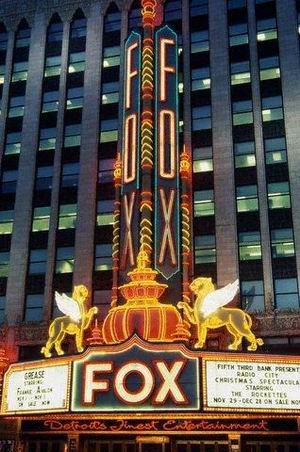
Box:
71;341;199;412
154;26;180;280
120;31;142;275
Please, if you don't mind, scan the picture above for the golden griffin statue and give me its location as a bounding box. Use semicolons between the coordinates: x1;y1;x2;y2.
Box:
41;285;98;358
178;277;263;351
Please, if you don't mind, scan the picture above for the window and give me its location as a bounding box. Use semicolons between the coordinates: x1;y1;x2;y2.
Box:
194;190;215;217
66;87;84;109
5;132;21;155
267;182;291;209
32;207;51;232
95;244;113;271
229;23;248;47
98;159;115;183
47;21;63;42
236;185;259;212
8;96;25;117
64;124;81;148
262;96;283;122
228;0;246;8
193;147;213;173
44;56;61;77
0;64;5;84
190;31;209;53
0;252;9;277
42;90;59;112
104;10;121;32
29;249;48;274
39;128;56;151
35;166;53;191
190;0;208;16
234;141;256;168
192;106;212;131
257;18;277;41
275;278;299;310
264;137;287;165
101;82;119;105
191;67;210;91
96;200;114;227
55;247;74;273
259;56;280;81
0;211;14;235
1;170;18;193
239;231;262;261
0;31;8;51
103;46;120;68
0;297;5;323
100;119;118;143
195;235;216;264
68;52;85;73
232;100;253;126
129;5;142;29
231;61;251;85
11;61;28;82
61;163;79;187
241;280;264;312
271;229;295;258
71;18;87;39
58;204;77;229
165;0;182;21
16;28;31;48
24;294;44;322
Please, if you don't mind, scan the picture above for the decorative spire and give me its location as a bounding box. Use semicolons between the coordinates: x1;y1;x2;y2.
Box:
114;152;122;187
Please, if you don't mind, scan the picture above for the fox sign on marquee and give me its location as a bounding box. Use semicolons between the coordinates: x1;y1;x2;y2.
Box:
71;343;200;412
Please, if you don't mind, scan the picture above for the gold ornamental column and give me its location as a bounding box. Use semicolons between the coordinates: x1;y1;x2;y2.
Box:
139;0;156;259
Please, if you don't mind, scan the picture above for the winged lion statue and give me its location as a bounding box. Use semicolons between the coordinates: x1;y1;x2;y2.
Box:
178;277;263;351
41;285;98;357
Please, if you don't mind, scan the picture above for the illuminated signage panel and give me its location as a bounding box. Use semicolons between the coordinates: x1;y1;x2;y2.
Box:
203;358;300;413
1;363;70;415
71;343;200;412
120;31;141;275
154;25;180;280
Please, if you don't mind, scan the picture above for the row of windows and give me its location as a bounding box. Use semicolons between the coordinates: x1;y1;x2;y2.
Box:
1;274;298;323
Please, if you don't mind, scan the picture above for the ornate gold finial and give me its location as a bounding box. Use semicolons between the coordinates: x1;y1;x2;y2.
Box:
41;285;98;358
137;249;151;270
114;153;122;187
180;146;191;178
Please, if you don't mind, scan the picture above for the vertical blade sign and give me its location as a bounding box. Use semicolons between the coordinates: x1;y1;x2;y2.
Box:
120;32;141;278
155;26;180;279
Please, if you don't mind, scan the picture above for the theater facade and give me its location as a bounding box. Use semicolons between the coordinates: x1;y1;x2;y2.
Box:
1;0;300;451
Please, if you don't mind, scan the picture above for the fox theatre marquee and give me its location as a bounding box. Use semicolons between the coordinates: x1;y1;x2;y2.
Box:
1;1;300;452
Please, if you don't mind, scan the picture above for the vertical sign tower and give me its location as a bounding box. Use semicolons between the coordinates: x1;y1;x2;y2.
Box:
111;0;191;310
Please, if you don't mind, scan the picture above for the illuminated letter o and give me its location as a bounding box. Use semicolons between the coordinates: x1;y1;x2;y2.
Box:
115;363;154;404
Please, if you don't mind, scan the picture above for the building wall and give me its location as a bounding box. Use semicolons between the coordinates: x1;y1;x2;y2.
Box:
0;0;300;360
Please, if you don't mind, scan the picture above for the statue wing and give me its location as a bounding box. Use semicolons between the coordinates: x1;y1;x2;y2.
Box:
55;292;81;322
199;279;239;318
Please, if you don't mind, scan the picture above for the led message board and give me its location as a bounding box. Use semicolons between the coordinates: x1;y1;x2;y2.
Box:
71;341;200;412
203;358;300;413
1;363;71;415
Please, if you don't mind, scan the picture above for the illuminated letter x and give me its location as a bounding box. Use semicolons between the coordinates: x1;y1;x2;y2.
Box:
121;192;136;269
159;188;177;266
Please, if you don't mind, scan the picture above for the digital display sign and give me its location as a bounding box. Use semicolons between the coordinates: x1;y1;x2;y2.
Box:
1;363;70;415
203;358;300;413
